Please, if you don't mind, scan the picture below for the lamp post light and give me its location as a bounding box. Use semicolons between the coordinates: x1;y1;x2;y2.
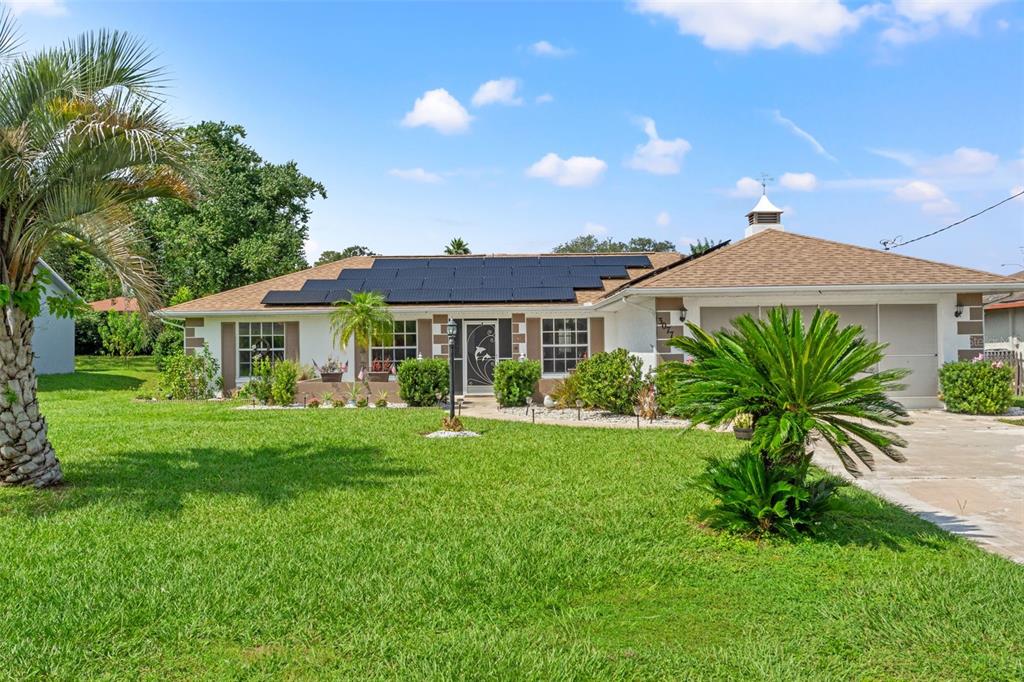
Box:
575;399;583;421
633;404;641;429
525;395;533;416
446;318;458;419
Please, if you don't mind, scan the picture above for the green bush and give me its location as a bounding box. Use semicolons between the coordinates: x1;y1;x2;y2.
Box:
695;449;845;538
99;311;150;359
160;345;219;400
271;360;299;406
239;357;274;404
74;309;104;355
575;348;644;414
493;359;541;407
938;359;1014;415
397;358;449;407
152;325;184;371
653;360;688;416
549;371;581;408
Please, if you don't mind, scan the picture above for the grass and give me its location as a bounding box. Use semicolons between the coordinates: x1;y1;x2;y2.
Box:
1;356;1022;679
999;418;1024;427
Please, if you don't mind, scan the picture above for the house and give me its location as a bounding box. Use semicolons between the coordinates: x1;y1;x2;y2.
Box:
87;296;140;313
984;271;1023;353
157;196;1024;408
33;260;76;375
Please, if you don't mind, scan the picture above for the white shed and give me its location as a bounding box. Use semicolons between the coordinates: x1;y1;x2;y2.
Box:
32;260;76;376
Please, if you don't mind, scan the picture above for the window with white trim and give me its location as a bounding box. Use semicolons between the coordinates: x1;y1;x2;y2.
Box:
370;320;417;372
238;322;285;378
542;318;589;374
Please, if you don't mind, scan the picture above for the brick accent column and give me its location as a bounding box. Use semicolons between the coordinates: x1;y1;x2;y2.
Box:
654;297;686;364
956;293;985;361
511;313;527;359
431;314;449;357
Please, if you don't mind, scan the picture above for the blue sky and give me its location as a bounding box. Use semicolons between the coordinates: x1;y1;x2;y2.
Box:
11;0;1024;273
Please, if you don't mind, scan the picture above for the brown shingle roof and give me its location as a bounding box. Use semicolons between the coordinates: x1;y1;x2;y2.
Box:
631;229;1021;289
159;252;682;314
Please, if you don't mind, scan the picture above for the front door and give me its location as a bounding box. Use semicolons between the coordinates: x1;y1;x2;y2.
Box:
464;320;497;394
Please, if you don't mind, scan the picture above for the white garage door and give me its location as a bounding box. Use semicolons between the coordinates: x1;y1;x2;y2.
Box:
697;304;938;400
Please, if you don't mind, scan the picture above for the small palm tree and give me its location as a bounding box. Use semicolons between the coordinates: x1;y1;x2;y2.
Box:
444;238;470;255
668;307;910;477
0;17;192;487
330;291;393;381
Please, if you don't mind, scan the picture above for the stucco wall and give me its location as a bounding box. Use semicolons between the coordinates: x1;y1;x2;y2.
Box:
32;305;74;375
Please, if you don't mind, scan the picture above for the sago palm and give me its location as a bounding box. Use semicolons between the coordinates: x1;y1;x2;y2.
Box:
0;17;192;487
444;238;470;255
330;291;393;378
668;307;910;477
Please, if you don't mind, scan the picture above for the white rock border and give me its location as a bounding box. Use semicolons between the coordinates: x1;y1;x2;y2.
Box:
424;430;480;438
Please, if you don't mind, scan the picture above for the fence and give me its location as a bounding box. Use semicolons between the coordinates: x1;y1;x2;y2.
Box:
984;348;1023;396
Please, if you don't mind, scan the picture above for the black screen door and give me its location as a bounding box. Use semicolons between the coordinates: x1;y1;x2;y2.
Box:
464;321;497;391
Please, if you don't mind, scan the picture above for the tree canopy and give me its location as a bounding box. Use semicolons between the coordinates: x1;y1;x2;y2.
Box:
444;238;471;255
552;235;677;253
315;246;377;266
134;121;326;297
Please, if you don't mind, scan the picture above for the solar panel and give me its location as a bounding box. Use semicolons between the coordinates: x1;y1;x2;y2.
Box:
607;255;652;267
510;287;576;302
487;256;540;267
541;276;602;288
301;279;347;290
450;288;515;302
427;257;484;268
373;258;429;269
539;255;595;266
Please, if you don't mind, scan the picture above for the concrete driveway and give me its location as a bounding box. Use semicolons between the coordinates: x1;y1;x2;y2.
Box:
815;410;1024;564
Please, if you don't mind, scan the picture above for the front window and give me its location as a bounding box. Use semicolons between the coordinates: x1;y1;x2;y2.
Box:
370;320;417;372
542;318;589;374
238;321;285;377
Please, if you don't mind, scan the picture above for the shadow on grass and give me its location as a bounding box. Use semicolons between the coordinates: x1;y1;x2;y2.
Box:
39;369;146;393
11;443;425;518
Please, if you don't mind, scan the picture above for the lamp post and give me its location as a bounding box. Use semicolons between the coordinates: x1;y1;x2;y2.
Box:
446;318;458;419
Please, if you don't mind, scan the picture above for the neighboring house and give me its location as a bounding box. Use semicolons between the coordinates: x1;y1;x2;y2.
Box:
33;260;76;375
87;296;140;313
157;196;1024;408
984;271;1023;353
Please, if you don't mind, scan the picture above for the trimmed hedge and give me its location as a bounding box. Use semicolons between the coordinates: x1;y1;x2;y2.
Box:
397;358;449;407
575;348;644;414
493;359;541;407
938;359;1013;415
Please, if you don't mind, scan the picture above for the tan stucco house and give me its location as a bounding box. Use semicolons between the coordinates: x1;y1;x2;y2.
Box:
157;197;1023;408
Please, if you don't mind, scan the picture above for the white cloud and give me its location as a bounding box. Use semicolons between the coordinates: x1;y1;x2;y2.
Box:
304;238;322;264
1012;185;1024;196
730;176;764;198
526;153;607;187
633;0;862;52
389;168;443;184
772;110;837;161
401;88;472;134
626;117;691;175
656;210;671;227
535;93;554;104
529;40;573;57
892;180;958;214
472;78;523;107
880;0;1003;45
997;18;1010;30
584;222;608;236
870;146;1000;176
779;172;818;191
8;0;67;16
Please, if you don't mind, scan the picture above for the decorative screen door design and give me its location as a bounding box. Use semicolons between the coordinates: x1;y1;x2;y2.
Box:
464;321;497;393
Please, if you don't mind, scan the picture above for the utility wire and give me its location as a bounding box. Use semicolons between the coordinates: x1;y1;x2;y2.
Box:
881;189;1024;250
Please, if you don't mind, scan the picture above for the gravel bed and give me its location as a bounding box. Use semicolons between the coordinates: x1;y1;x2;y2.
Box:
424;430;480;438
494;405;688;427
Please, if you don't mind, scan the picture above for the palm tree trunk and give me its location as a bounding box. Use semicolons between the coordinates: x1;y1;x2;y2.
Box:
0;307;63;487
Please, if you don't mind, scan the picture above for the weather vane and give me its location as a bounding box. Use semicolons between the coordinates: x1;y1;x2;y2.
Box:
759;173;773;195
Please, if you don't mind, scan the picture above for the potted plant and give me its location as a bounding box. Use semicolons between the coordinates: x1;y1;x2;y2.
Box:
732;412;754;440
346;381;361;408
317;357;347;383
374;389;389;408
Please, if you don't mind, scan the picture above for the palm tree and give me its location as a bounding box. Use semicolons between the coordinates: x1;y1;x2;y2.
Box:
667;307;910;477
0;17;192;487
444;238;470;255
330;291;393;382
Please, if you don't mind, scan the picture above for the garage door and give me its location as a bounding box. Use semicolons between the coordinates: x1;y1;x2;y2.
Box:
697;304;938;400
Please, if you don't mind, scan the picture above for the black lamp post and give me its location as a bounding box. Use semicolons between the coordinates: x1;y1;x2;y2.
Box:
446;318;458;419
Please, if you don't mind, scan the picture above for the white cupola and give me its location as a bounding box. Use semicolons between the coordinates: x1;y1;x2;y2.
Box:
744;194;784;238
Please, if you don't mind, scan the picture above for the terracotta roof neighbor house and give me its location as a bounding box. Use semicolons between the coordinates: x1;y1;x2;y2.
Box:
157;195;1023;409
88;296;140;313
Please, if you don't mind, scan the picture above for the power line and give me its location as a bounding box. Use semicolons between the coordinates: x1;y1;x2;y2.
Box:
881;189;1024;250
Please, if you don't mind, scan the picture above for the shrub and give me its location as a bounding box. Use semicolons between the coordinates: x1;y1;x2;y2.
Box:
653;360;688;416
239;357;274;404
695;449;845;538
493;359;541;407
397;358;449;407
152;325;184;371
575;348;644;414
99;311;150;359
271;360;299;406
549;371;581;408
74;309;104;355
939;358;1014;415
160;345;219;400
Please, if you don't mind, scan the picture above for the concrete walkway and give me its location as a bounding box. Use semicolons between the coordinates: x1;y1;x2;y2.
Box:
814;410;1024;564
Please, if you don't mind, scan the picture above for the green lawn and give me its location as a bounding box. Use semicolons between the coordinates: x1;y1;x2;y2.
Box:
1;357;1022;679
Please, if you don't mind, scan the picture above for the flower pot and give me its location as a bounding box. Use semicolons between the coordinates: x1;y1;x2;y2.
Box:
320;372;343;383
733;427;753;441
543;395;555;408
